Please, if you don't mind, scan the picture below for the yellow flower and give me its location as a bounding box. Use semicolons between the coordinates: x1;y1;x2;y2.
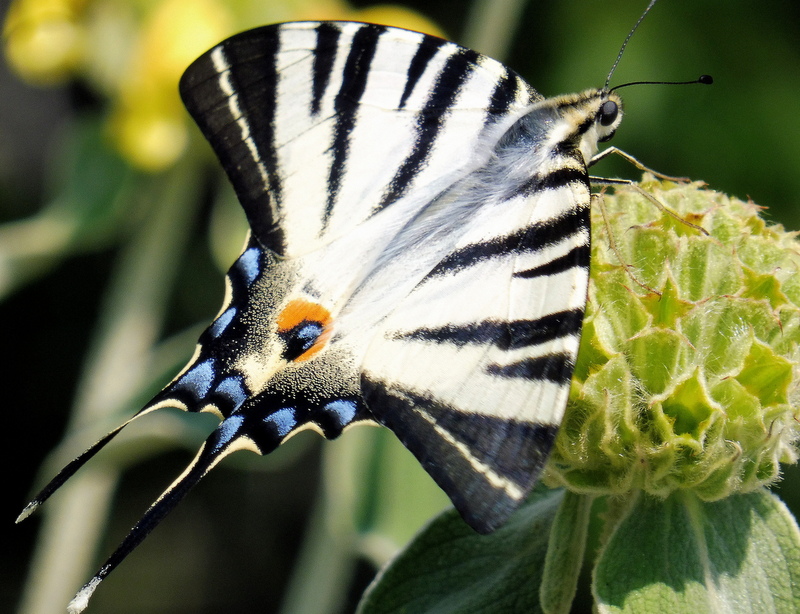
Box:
3;0;85;83
110;0;234;170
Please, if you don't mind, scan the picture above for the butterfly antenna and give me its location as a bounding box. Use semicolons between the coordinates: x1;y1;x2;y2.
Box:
65;413;264;613
610;74;713;92
604;0;659;90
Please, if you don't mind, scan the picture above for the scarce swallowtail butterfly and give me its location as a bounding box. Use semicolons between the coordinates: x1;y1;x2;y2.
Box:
19;2;711;611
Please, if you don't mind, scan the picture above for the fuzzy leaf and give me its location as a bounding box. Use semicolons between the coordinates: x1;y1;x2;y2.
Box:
541;491;593;614
594;490;800;613
358;486;563;614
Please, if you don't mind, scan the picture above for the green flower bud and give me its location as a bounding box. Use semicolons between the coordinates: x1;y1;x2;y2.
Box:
544;178;800;500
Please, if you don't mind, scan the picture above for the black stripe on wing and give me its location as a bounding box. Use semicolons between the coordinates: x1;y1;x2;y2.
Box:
514;243;591;279
428;205;589;278
311;23;341;115
378;48;481;208
179;26;285;252
400;34;447;108
362;378;558;533
509;167;589;200
486;71;523;119
393;309;584;350
324;24;385;226
486;353;575;383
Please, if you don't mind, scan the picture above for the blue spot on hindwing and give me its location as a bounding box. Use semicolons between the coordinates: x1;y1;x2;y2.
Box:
215;376;247;411
177;359;215;399
264;408;297;437
323;400;358;428
212;414;245;453
238;247;261;286
209;307;236;338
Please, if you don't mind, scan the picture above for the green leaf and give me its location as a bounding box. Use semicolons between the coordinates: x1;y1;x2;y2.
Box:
541;491;593;614
594;489;800;613
358;486;564;614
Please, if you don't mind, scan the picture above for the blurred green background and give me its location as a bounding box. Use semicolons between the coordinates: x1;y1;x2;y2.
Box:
3;1;799;613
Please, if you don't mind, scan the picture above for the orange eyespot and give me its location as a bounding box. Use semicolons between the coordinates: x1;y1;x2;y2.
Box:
276;299;333;361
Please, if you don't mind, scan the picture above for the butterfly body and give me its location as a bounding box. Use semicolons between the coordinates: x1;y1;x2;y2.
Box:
22;20;628;612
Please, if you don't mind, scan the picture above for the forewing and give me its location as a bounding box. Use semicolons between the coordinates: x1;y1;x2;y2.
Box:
178;21;540;257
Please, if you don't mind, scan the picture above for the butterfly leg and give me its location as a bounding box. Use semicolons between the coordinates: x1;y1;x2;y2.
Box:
590;191;661;295
589;146;690;182
590;176;708;236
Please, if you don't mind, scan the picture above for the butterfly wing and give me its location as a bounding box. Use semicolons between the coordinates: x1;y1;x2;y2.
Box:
152;19;549;455
359;108;592;532
24;23;558;608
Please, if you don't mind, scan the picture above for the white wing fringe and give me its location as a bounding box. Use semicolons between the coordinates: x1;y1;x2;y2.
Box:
66;577;101;614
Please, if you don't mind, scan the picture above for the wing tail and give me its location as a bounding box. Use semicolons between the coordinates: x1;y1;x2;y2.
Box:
64;413;275;613
17;415;144;523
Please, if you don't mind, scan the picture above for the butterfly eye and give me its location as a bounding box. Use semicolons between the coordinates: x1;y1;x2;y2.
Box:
599;100;618;126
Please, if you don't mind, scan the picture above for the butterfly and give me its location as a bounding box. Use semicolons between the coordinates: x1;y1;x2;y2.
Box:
19;3;708;611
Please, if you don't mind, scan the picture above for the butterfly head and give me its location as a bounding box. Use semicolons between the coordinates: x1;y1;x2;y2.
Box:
540;89;624;168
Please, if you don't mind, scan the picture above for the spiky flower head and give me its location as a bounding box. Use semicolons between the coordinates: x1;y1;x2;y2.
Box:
544;178;800;500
